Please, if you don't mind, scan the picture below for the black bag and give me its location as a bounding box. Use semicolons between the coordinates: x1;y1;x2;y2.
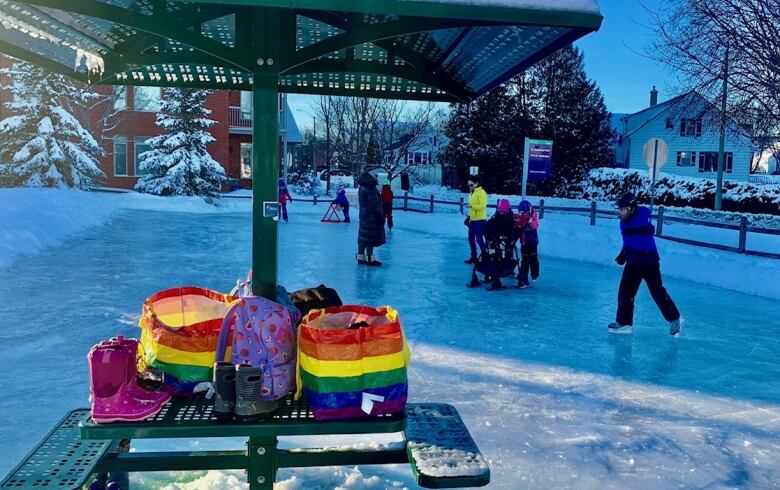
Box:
289;284;343;317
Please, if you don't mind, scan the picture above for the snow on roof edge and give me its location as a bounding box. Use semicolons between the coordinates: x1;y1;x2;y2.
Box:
399;0;601;15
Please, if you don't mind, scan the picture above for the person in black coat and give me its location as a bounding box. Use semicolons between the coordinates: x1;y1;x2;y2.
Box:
356;171;386;266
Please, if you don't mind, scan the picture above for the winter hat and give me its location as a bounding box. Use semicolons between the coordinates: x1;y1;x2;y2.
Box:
338;185;345;192
382;178;391;186
278;178;287;188
497;199;511;214
518;200;532;214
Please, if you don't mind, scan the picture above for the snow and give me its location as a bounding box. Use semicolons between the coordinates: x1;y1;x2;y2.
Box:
403;0;600;15
2;187;780;489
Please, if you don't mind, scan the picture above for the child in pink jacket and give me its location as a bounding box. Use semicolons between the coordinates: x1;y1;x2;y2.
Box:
514;200;539;288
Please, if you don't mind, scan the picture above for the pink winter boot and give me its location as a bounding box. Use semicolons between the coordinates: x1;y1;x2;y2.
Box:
88;342;167;424
96;336;170;405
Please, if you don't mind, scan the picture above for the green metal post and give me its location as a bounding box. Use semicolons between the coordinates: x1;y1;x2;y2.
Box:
252;73;280;298
247;436;278;490
250;6;283;298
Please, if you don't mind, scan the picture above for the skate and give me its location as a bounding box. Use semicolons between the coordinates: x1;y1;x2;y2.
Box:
607;322;632;335
464;255;477;264
669;316;685;337
356;253;369;265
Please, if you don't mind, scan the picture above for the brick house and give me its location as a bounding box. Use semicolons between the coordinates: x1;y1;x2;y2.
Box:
95;87;302;190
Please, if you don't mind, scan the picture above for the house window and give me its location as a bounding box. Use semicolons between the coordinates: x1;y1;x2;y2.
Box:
240;143;252;178
680;118;702;137
698;151;733;173
112;86;127;111
113;137;128;176
406;151;430;165
665;118;673;130
676;151;693;167
134;86;161;112
240;91;252;119
134;137;152;175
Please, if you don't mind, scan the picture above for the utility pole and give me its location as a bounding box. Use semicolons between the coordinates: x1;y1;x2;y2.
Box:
715;42;729;211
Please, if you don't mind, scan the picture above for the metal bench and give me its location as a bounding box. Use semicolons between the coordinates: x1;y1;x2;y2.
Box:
1;410;114;490
3;397;489;489
406;404;491;489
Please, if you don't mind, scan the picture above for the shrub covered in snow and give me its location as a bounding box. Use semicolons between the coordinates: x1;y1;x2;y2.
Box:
288;170;322;196
135;88;227;204
579;168;780;215
0;61;104;189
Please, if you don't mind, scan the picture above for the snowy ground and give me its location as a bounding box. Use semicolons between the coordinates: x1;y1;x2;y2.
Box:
1;190;780;489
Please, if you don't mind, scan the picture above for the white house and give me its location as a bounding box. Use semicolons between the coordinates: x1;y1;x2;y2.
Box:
613;88;754;182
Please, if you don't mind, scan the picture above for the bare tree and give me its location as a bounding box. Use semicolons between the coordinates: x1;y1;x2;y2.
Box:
370;100;443;182
646;0;780;148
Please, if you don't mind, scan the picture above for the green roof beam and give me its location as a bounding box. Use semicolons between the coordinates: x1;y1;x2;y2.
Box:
285;59;469;101
21;0;251;71
169;0;602;29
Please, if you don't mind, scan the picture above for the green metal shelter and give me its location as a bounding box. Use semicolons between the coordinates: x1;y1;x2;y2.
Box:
0;0;602;296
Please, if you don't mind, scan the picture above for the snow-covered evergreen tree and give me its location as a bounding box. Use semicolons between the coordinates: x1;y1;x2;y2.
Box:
0;61;105;188
135;87;227;203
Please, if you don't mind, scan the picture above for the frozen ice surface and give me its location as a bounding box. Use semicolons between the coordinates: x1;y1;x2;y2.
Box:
1;201;779;488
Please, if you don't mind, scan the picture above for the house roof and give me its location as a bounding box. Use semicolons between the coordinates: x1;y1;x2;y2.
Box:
621;91;752;140
0;0;602;103
284;103;303;144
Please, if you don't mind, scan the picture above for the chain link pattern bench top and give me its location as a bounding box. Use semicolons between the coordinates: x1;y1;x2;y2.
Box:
405;404;491;488
1;410;114;490
80;394;406;440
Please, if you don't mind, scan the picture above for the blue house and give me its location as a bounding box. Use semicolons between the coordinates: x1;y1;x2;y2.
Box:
613;88;754;181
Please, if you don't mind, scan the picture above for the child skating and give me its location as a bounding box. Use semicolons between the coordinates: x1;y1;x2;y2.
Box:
609;192;684;336
515;200;539;288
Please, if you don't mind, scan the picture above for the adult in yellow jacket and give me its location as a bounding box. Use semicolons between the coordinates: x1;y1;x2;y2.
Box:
465;176;487;263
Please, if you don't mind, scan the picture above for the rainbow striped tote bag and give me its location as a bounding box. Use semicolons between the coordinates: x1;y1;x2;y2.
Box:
295;305;411;420
138;287;237;395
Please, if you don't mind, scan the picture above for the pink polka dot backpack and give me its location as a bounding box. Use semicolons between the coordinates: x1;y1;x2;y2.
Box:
215;296;298;401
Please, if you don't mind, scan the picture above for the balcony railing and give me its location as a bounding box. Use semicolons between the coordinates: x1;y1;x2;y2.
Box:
229;106;286;131
229;107;252;129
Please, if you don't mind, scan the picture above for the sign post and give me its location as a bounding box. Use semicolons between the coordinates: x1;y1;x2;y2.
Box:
642;137;668;214
522;138;553;199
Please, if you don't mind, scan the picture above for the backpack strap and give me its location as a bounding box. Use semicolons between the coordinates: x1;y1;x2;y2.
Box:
215;301;240;364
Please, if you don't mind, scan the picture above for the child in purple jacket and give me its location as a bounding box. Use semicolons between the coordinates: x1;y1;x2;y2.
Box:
609;192;684;336
332;185;350;223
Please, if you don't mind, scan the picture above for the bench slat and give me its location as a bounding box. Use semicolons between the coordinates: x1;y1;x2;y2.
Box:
405;403;490;489
1;409;114;490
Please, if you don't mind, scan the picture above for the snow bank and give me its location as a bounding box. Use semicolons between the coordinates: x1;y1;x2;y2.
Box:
0;189;250;270
0;188;122;269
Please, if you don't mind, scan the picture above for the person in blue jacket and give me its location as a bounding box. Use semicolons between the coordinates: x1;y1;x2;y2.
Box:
332;185;350;223
609;192;684;336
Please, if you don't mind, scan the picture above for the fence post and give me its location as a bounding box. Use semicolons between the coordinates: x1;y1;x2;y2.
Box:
459;197;464;214
656;206;664;237
430;194;435;213
738;216;747;253
313;194;317;206
590;201;597;226
539;199;545;219
404;191;408;211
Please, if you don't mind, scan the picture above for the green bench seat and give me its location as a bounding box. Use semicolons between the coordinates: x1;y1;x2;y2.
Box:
1;410;114;490
405;403;491;489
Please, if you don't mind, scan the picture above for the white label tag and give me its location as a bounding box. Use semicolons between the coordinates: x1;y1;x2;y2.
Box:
361;393;385;414
205;384;215;400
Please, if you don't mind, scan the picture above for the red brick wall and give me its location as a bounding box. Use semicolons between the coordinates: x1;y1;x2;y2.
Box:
97;88;234;189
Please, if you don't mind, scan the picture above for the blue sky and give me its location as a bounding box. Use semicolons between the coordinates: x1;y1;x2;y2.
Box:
288;0;678;131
